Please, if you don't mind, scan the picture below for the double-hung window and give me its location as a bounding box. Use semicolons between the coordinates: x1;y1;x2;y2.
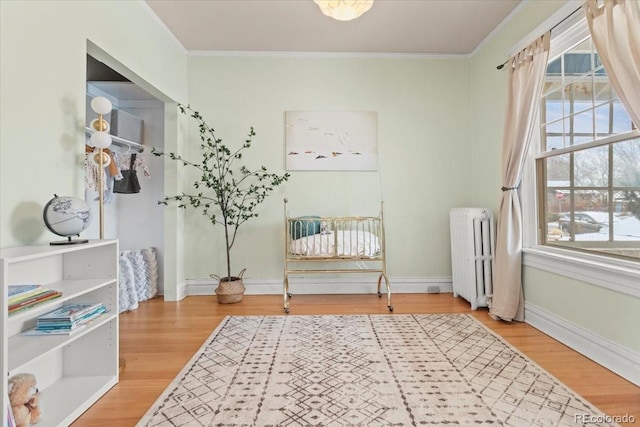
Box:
537;16;640;261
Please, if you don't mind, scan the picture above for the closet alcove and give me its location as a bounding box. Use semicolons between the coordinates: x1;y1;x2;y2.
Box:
85;54;165;304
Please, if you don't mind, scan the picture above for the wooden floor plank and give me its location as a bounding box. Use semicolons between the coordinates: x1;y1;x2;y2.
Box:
71;293;640;426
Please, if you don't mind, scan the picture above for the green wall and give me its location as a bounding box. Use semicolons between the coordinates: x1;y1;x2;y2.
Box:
524;267;640;350
183;55;473;279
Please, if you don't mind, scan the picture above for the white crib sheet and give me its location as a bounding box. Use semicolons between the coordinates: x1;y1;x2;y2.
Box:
289;230;380;257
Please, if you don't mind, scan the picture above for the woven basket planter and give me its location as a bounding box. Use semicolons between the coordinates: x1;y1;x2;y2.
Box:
211;269;246;304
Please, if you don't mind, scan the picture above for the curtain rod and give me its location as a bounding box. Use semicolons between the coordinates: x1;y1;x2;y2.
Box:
496;5;583;70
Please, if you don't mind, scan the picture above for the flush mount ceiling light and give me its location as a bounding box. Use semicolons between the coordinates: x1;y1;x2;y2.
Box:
314;0;374;21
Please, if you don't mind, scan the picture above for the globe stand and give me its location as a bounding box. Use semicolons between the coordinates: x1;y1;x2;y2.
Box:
50;236;89;246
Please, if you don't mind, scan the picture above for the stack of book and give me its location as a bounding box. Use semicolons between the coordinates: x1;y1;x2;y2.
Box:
24;302;107;336
8;284;62;315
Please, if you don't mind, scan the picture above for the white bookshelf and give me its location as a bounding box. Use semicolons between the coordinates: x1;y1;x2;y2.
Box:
1;240;119;426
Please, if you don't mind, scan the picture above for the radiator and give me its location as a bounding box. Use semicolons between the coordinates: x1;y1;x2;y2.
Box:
449;208;495;310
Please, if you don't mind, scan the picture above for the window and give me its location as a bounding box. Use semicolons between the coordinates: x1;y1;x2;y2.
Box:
537;22;640;261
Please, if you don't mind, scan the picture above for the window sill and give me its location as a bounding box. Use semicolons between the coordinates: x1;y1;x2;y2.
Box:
523;246;640;298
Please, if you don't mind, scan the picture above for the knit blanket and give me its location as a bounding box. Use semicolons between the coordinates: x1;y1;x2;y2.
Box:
119;247;158;312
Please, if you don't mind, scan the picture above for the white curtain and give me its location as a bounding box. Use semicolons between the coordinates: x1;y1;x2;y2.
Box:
489;32;550;322
585;0;640;128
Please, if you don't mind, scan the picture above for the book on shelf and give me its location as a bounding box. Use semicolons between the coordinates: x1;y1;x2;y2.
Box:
7;290;62;315
8;289;61;309
39;305;107;327
22;324;87;336
34;319;87;330
37;302;105;322
22;303;108;336
8;284;43;301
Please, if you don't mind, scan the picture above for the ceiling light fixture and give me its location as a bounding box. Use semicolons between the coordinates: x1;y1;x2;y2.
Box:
314;0;374;21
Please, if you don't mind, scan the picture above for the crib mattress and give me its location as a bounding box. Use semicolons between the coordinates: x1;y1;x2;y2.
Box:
289;230;380;257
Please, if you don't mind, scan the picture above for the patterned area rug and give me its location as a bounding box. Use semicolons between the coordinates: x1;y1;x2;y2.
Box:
137;314;618;426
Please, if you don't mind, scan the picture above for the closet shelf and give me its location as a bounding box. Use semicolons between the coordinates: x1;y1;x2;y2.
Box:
85;127;144;153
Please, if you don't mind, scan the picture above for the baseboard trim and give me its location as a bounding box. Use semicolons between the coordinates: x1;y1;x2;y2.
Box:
186;276;453;296
159;280;188;302
177;280;188;301
525;302;640;387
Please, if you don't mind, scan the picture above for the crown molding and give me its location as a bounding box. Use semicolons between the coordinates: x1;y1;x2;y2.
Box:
187;50;470;60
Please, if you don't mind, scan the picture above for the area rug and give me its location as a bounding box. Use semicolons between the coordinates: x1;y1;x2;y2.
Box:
137;314;618;426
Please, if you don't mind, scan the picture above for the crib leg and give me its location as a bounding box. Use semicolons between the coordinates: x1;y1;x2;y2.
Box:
378;273;393;312
283;276;290;313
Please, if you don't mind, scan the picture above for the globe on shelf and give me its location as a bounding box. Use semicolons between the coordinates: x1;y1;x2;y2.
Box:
43;195;92;245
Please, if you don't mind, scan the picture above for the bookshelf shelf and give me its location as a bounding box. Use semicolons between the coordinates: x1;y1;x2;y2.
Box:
1;240;119;426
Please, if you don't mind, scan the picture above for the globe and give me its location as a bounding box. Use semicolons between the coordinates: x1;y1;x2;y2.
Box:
43;195;92;245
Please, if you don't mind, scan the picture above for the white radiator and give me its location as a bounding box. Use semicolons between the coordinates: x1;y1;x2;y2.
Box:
449;208;495;310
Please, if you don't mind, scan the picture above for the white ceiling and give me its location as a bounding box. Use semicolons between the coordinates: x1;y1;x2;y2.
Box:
145;0;523;55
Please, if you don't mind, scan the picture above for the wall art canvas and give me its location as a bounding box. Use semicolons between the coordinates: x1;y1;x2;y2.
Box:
285;111;377;171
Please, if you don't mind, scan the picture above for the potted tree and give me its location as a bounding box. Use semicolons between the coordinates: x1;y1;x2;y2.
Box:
153;104;289;303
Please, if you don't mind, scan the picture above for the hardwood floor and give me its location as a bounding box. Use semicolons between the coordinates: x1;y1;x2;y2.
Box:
71;293;640;426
